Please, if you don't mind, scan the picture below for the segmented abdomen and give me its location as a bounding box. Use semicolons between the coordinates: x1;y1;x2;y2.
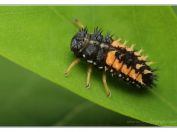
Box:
72;27;156;88
105;40;154;87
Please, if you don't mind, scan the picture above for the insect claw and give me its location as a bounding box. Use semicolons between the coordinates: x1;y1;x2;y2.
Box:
107;90;111;97
102;71;111;97
85;83;90;89
64;72;69;77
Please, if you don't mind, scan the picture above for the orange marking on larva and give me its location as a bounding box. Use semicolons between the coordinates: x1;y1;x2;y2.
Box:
134;52;140;56
143;69;152;74
136;64;143;69
126;47;133;52
111;40;120;48
128;69;138;80
106;51;116;66
112;40;133;52
121;64;131;75
138;55;147;61
111;40;125;48
136;74;144;84
119;44;126;48
112;59;123;71
134;49;143;56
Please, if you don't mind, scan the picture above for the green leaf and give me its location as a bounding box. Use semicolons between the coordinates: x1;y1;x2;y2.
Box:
0;6;176;126
172;6;177;16
0;56;149;126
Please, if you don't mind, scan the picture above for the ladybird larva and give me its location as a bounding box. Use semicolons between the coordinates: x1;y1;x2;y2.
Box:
65;19;157;97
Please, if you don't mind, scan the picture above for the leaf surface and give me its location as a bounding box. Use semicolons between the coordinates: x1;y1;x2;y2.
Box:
0;6;176;125
0;56;147;126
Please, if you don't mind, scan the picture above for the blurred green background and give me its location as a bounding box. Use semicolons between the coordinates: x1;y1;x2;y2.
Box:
0;6;176;126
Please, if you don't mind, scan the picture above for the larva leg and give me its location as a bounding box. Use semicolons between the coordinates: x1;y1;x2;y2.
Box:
86;64;92;88
102;71;111;97
73;19;85;29
64;58;80;77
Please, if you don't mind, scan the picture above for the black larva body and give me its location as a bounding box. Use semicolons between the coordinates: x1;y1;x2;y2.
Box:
71;28;109;68
71;27;156;88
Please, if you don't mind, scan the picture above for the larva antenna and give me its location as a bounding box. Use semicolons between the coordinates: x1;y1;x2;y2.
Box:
73;19;85;29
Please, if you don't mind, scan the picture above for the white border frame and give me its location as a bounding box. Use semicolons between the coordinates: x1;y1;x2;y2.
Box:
0;0;176;5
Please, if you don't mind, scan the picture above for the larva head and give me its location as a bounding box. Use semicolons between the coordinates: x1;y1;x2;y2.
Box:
71;28;88;56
